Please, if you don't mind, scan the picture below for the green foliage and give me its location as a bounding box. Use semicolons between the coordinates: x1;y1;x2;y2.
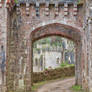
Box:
60;62;68;67
14;0;18;4
33;43;37;48
32;81;47;91
35;48;40;51
34;36;64;47
39;37;51;44
72;85;83;92
33;36;75;51
45;68;48;71
60;62;74;68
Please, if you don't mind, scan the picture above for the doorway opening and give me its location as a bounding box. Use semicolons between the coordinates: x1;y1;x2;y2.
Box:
33;36;75;73
32;36;76;91
26;23;83;92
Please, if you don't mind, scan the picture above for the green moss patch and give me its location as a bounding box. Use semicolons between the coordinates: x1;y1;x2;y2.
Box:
71;85;83;92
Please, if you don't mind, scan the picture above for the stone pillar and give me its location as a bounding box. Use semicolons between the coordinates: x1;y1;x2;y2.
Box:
87;18;92;92
83;1;92;91
0;3;9;92
6;14;15;92
75;42;82;86
25;39;32;92
6;10;21;92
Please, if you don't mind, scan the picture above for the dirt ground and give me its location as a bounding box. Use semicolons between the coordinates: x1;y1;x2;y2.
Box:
36;78;75;92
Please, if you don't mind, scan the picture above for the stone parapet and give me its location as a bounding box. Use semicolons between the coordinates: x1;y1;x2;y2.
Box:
18;0;76;4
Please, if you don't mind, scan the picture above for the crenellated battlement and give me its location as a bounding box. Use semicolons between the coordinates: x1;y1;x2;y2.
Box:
18;0;77;4
14;2;83;17
5;0;83;11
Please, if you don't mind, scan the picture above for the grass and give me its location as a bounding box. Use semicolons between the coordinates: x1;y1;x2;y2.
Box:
60;62;74;68
32;81;48;91
71;85;83;92
44;63;74;71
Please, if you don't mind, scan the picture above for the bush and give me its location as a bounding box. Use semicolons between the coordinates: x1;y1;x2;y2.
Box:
72;85;83;91
60;62;68;67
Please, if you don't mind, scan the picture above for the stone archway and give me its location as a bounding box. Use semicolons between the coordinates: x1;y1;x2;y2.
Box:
27;23;83;91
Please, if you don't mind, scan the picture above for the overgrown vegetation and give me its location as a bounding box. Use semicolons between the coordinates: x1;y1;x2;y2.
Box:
32;81;47;91
60;62;74;68
33;36;75;49
71;85;83;92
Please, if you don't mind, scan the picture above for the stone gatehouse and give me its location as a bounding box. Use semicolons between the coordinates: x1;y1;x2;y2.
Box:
0;0;92;92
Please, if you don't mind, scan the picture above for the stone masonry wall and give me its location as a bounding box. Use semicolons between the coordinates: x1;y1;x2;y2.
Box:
0;4;7;63
33;66;75;83
83;0;92;92
4;0;92;92
6;4;85;92
0;1;92;92
0;3;7;88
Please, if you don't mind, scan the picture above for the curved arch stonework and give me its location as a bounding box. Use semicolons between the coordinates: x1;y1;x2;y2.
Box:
27;23;84;91
25;20;83;41
30;20;83;33
30;23;82;42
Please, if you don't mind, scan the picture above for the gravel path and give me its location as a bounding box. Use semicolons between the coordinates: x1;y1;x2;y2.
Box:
36;78;75;92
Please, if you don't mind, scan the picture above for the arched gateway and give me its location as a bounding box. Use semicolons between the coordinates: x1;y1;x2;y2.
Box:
7;22;84;92
0;0;91;92
30;23;83;85
6;3;87;92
